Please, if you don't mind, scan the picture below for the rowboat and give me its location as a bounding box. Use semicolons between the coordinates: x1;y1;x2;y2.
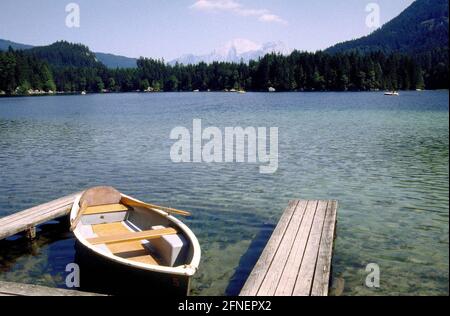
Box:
70;186;201;296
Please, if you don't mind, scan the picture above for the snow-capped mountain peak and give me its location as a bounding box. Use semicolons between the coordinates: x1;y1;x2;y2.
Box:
170;39;291;65
216;38;262;56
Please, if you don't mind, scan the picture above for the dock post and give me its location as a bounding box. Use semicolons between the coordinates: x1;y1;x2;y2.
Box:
26;226;37;240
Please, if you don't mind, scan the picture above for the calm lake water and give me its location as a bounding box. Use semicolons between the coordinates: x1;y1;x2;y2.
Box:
0;91;448;296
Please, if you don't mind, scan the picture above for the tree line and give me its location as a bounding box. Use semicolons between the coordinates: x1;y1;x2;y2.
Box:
0;48;56;94
1;45;447;96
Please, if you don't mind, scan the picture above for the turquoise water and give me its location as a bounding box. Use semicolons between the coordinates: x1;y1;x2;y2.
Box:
0;91;448;296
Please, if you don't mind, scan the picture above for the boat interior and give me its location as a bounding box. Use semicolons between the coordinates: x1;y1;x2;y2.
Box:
77;203;191;268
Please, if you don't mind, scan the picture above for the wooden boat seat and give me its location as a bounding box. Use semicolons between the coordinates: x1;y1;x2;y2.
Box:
87;227;178;245
83;204;130;215
91;222;171;266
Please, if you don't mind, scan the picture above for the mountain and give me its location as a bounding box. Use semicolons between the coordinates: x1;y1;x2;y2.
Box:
0;39;33;51
326;0;449;55
94;52;137;68
1;0;448;92
0;38;137;68
326;0;448;89
27;41;101;68
170;39;292;65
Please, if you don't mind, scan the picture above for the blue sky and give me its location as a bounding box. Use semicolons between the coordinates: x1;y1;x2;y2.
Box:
0;0;415;60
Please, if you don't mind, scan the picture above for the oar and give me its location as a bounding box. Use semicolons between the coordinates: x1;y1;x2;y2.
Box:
70;201;89;231
121;196;191;217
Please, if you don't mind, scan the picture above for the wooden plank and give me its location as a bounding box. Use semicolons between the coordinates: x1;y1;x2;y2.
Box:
92;222;130;236
87;227;177;245
92;222;159;265
274;200;319;296
292;201;328;296
83;204;129;215
0;194;78;226
114;248;159;265
0;281;105;296
0;206;72;240
0;199;71;225
240;199;338;296
0;193;80;240
256;200;309;296
239;200;299;296
311;201;338;296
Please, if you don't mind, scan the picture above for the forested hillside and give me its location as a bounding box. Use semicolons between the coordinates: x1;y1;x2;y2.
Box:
1;0;448;95
27;41;101;68
0;39;33;51
327;0;448;55
327;0;449;89
0;48;56;94
1;46;426;94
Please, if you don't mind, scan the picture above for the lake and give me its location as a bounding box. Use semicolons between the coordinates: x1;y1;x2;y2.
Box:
0;91;448;296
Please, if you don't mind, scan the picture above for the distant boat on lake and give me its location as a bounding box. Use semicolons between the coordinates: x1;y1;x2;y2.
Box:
81;91;87;95
384;91;399;96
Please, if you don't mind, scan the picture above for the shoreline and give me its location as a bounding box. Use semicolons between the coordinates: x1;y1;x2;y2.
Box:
1;89;448;98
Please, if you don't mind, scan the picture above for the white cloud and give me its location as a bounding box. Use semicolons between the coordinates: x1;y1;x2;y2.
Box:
190;0;287;25
190;0;241;11
259;14;288;25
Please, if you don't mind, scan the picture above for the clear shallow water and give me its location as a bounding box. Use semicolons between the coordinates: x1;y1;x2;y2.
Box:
0;91;448;296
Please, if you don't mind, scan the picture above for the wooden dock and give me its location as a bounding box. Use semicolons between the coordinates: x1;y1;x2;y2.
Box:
0;192;80;241
240;200;338;296
0;281;105;296
1;193;338;296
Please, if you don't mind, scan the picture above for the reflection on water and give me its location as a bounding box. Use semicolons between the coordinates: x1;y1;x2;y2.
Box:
0;91;448;295
0;220;74;287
